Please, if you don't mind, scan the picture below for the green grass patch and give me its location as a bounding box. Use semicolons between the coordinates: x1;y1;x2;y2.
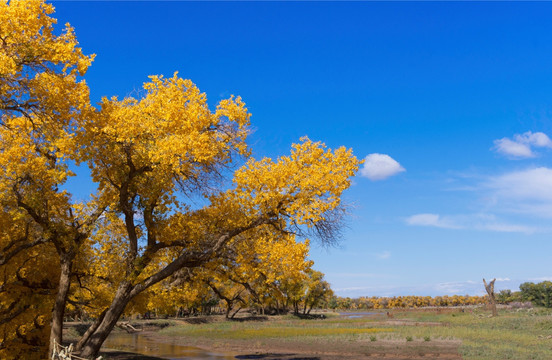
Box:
161;321;389;339
155;308;552;359
390;309;552;360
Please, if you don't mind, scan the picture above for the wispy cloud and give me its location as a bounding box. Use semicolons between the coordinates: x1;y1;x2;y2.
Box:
486;167;552;201
406;165;552;233
493;131;552;159
484;167;552;218
330;273;383;279
405;213;461;229
333;278;527;297
434;281;474;295
360;153;405;181
405;213;536;234
376;250;391;260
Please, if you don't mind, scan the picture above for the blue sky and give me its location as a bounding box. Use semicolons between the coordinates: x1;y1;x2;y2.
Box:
53;1;552;297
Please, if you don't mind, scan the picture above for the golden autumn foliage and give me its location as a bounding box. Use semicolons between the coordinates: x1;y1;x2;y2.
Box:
330;295;488;310
0;218;57;359
1;0;94;358
130;231;324;319
0;1;361;358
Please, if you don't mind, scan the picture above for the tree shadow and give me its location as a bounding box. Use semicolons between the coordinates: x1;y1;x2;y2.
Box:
98;350;166;359
72;323;91;336
292;314;326;320
181;317;211;324
229;316;269;322
235;354;320;360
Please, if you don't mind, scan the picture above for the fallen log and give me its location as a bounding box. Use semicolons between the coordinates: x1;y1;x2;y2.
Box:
116;321;143;333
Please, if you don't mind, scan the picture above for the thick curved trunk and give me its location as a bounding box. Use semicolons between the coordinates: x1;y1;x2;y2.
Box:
78;218;269;358
48;256;72;358
75;309;107;352
79;282;132;358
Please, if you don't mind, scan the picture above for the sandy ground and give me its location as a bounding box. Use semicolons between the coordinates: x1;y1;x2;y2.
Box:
66;317;462;360
99;335;462;360
166;335;461;360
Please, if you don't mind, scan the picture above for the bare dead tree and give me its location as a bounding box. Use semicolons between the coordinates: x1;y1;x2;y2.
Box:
483;278;498;317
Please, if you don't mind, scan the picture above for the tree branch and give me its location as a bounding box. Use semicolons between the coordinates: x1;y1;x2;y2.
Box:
0;237;48;266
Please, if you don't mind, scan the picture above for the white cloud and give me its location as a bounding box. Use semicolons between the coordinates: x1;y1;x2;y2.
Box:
488;167;552;202
493;131;552;159
421;167;552;232
480;223;533;233
330;273;383;279
515;131;552;147
493;138;534;158
485;167;552;218
405;213;536;234
405;213;461;229
435;281;471;295
376;251;391;259
360;153;405;181
333;278;529;297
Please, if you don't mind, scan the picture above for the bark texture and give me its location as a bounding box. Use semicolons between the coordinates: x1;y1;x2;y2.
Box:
483;278;498;317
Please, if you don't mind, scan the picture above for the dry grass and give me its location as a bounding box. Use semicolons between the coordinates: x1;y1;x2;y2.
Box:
391;307;552;359
160;316;390;340
76;307;552;359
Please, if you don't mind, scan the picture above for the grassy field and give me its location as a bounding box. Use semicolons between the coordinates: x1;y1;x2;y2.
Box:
394;307;552;360
65;306;552;359
152;307;552;359
159;315;389;339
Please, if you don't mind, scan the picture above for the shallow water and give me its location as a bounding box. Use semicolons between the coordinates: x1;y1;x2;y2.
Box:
338;311;380;318
102;332;235;360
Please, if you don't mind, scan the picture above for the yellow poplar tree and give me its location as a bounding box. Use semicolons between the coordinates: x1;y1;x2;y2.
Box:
201;229;313;317
1;2;361;359
0;0;96;358
77;77;359;356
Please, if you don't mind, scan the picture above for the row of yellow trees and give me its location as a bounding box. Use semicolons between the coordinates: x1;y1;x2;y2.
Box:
330;295;487;310
0;1;359;359
66;266;334;321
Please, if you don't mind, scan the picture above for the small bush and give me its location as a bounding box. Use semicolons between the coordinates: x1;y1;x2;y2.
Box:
406;336;413;342
424;336;430;342
370;335;377;342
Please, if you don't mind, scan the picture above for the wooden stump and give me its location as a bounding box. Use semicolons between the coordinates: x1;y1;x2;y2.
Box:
483;278;498;317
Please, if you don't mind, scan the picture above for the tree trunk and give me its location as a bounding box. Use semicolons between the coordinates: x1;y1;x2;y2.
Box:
48;256;73;358
225;301;232;319
77;224;262;358
230;306;242;319
75;309;107;352
483;278;498;317
79;282;133;358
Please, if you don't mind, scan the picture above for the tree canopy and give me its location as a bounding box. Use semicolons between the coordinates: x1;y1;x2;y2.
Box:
0;1;360;358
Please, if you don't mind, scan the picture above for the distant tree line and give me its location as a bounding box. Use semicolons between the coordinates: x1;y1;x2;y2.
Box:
496;281;552;308
328;295;487;310
327;281;552;310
